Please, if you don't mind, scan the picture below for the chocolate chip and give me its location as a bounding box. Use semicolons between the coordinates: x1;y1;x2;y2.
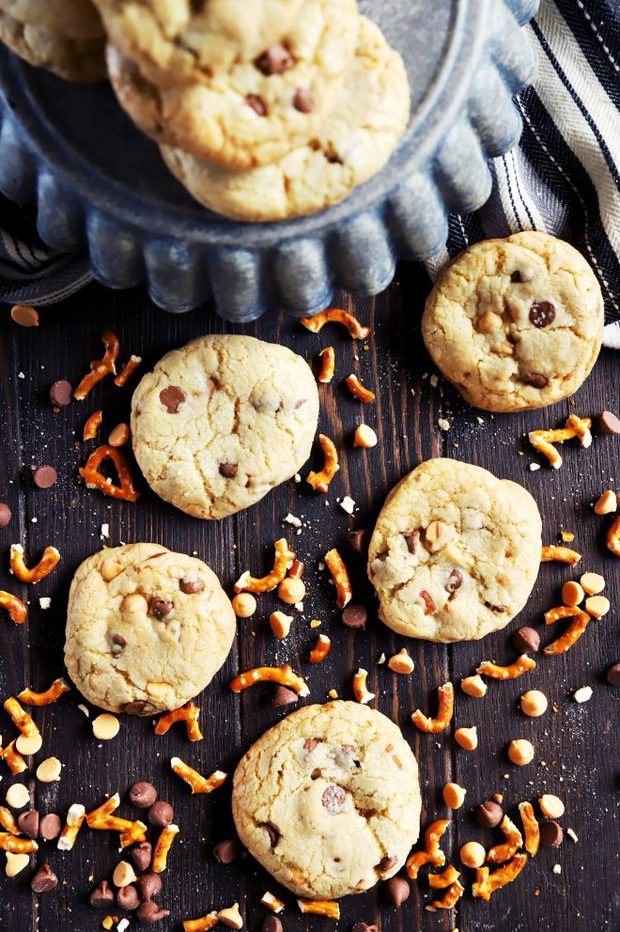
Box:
90;880;115;908
271;685;299;708
606;663;620;686
0;503;11;527
348;529;368;554
341;604;367;629
159;385;185;413
377;855;397;871
136;871;162;901
129;781;158;809
485;601;507;613
31;863;58;893
117;884;140;911
529;301;556;328
405;530;419;554
476;800;503;828
111;633;126;655
17;809;39;838
445;569;463;593
213;839;241;864
521;372;549;388
179;574;205;594
149;597;174;620
262;918;283;932
131;841;153;873
49;379;73;406
124;700;149;715
540;820;563;847
39;813;61;840
512;626;540;654
245;94;267;116
352;925;378;932
510;270;523;283
219;462;238;478
598;411;620;435
32;465;57;489
256;43;294;74
322;784;346;814
382;876;410;907
303;738;319;752
147;800;174;828
136;901;170;923
293;88;314;112
262;822;280;847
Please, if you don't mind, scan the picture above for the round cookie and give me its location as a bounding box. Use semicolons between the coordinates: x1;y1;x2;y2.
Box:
368;458;542;643
159;17;411;221
421;232;604;412
0;0;103;39
64;543;236;714
105;0;359;170
130;335;319;520
232;701;421;899
0;9;105;81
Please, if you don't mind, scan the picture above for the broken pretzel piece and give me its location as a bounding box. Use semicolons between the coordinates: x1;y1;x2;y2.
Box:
299;307;371;340
543;611;591;655
152;823;179;873
82;409;103;441
477;655;536;680
487;815;523;864
541;545;582;565
0;806;21;835
260;891;285;913
307;434;340;494
428;865;460;889
472;852;527;901
155;701;203;742
57;803;86;851
170;757;227;795
10;544;60;584
518;801;540;857
317;347;335;383
183;911;219;932
3;697;40;738
411;683;454;734
0;591;27;625
18;678;71;706
0;832;37;854
544;605;581;625
73;330;120;401
0;740;27;775
119;820;148;849
528;415;592;469
607;516;620;557
406;819;449;879
324;548;352;608
85;792;120;827
114;354;142;388
352;668;375;705
345;374;375;403
234;538;295;594
429;879;465;910
229;664;309;697
297;898;340;919
79;445;140;502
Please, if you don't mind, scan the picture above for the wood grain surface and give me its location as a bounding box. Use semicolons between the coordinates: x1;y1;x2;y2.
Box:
0;264;618;932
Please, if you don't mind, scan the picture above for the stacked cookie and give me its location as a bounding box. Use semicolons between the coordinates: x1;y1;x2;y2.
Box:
0;0;105;82
93;0;411;221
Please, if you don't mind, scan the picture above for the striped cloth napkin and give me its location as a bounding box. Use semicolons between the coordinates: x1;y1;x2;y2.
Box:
0;0;618;350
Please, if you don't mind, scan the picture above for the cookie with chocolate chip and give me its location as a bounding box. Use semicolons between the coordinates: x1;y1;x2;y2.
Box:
130;335;319;519
64;543;235;713
232;701;421;899
0;6;105;81
421;232;604;412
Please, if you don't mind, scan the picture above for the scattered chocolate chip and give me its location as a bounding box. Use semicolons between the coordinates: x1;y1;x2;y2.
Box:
405;530;419;554
476;799;503;828
17;809;39;838
256;42;294;74
529;301;556;327
39;813;61;840
445;569;463;593
348;529;368;554
322;784;346;814
124;700;149;715
245;93;267;116
540;820;563;847
31;863;58;893
131;842;153;873
32;465;57;489
111;633;126;655
377;855;397;871
213;839;241;864
179;574;205;594
512;626;540;654
382;876;410;907
0;503;11;527
598;411;620;435
136;871;162;902
129;781;158;809
11;304;39;327
342;604;367;629
136;900;170;923
521;372;549;389
262;918;283;932
606;663;620;686
147;800;174;828
219;462;238;478
117;884;140;911
159;385;185;413
262;823;280;847
49;379;73;406
149;597;174;620
271;685;299;707
352;924;379;932
90;880;115;908
293;88;314;112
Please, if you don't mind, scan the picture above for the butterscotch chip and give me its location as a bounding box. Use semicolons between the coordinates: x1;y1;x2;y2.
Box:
10;305;39;327
36;757;62;783
278;577;305;605
92;713;120;740
460;841;486;868
442;783;466;809
508;739;534;766
585;595;609;618
461;674;487;698
520;689;548;718
562;581;584;606
580;572;605;595
594;490;617;515
5;851;30;877
539;794;565;819
5;783;29;809
112;861;137;888
231;593;257;619
15;733;43;756
455;727;477;750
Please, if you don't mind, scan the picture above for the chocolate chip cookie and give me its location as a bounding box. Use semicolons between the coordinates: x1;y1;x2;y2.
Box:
0;7;105;81
0;0;103;39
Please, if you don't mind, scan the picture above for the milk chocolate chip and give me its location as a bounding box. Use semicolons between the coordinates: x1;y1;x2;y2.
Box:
149;597;174;620
256;43;293;74
529;301;556;328
49;379;73;407
521;372;549;389
159;386;185;413
322;784;346;814
90;880;115;908
129;781;157;809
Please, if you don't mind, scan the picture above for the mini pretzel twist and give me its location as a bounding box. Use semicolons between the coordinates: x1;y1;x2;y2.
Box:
299;307;371;340
317;347;335;383
155;701;203;742
345;374;376;403
3;697;39;738
79;444;140;501
429;879;465;910
57;803;86;851
487;815;523;864
324;548;352;608
82;409;103;441
0;832;37;854
543;611;591;655
518;801;540;857
183;912;219;932
352;668;375;704
544;605;582;624
170;757;227;795
234;539;295;593
406;819;449;879
0;740;27;774
541;545;582;565
152;823;179;873
18;678;71;706
477;655;536;680
0;591;27;625
472;853;528;901
0;806;21;835
10;544;60;583
607;516;620;557
529;416;592;469
73;330;120;400
411;683;454;733
297;899;340;919
114;354;142;388
565;414;593;447
309;634;331;664
229;664;309;696
428;865;461;889
307;434;340;493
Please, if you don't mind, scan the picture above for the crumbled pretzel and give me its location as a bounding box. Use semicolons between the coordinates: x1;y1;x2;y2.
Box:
309;634;331;664
487;815;523;864
0;740;26;774
234;539;295;593
119;820;147;849
352;668;375;705
3;697;39;738
0;833;37;854
79;445;140;501
307;434;340;493
429;879;465;910
345;374;376;403
18;678;71;706
299;307;371;340
406;820;449;879
297;899;340;919
85;793;121;827
472;853;528;901
411;683;454;733
260;892;285;913
543;611;591;654
73;330;120;400
529;415;592;469
114;354;142;388
518;801;540;857
171;757;227;795
289;559;304;579
229;664;309;697
155;701;203;742
477;655;536;680
10;544;60;584
428;865;461;889
317;347;335;383
183;912;219;932
0;806;21;835
0;591;27;625
57;803;86;851
544;605;581;624
324;548;352;608
607;516;620;557
152;823;179;873
541;545;582;565
566;413;592;447
82;409;103;441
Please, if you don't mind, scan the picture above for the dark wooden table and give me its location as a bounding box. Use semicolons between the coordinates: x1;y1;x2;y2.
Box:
0;264;618;932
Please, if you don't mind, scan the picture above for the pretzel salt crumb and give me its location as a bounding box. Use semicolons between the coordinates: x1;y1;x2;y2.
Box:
79;445;140;501
10;544;60;583
543;611;591;654
229;664;309;697
472;852;527;900
477;655;536;680
73;330;120;400
182;911;219;932
345;374;376;403
57;803;86;851
3;697;40;738
541;545;582;565
406;820;449;879
297;899;340;919
429;879;465;910
487;815;523;864
324;548;352;608
152;823;179;873
0;832;37;854
352;668;375;705
307;434;340;493
171;757;227;795
155;701;203;742
114;354;142;388
299;307;371;340
18;678;71;706
260;892;285;913
317;347;335;383
518;801;540;857
0;740;27;774
233;539;295;593
82;409;103;441
309;634;331;664
0;591;27;625
411;683;454;733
